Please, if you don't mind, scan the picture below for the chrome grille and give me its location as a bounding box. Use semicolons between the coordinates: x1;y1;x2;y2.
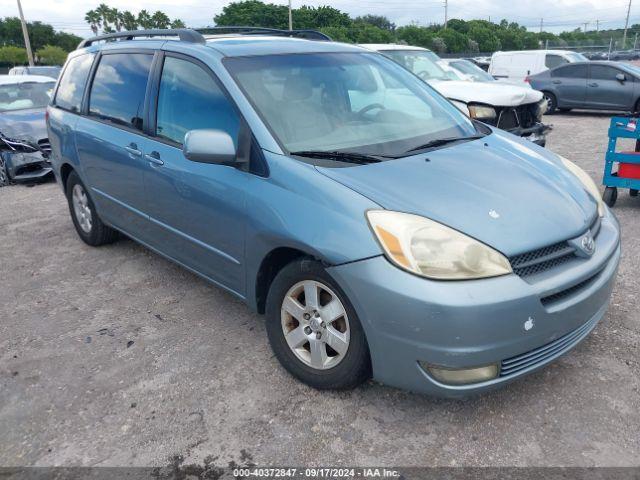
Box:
500;315;599;377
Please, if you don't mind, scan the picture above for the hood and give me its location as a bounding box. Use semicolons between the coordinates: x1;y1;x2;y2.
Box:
317;131;597;257
429;80;543;106
0;108;47;143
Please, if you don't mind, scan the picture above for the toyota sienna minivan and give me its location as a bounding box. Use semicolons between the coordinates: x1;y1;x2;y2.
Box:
47;29;621;397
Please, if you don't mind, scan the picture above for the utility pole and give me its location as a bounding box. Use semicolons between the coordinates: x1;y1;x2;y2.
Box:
596;19;600;33
288;0;293;30
539;18;543;33
16;0;34;66
623;0;632;49
583;22;589;33
444;0;448;29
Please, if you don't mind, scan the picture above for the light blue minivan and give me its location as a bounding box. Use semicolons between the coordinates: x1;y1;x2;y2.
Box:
47;28;620;397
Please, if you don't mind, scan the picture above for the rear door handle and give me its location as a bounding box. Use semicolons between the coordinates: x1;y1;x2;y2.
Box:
145;151;164;166
552;80;562;84
588;82;598;87
125;143;142;156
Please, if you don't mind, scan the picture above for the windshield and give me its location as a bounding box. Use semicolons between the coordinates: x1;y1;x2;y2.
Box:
225;52;476;156
0;81;55;112
381;50;456;82
449;60;495;82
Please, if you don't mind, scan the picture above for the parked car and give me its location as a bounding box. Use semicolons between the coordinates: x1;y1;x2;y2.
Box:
528;61;640;114
490;50;589;83
361;44;549;145
609;50;640;61
441;58;532;88
48;28;620;398
470;56;491;71
0;75;55;185
8;65;62;79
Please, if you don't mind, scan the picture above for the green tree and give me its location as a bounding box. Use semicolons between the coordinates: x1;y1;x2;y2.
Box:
0;45;27;65
468;24;501;52
214;0;288;29
36;45;68;65
85;10;101;35
354;15;395;31
95;3;113;32
437;28;468;52
171;19;186;29
396;25;434;49
121;11;138;31
151;11;171;29
137;10;154;29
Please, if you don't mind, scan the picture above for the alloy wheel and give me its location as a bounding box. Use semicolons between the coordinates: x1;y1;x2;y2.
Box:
72;184;93;233
280;280;350;370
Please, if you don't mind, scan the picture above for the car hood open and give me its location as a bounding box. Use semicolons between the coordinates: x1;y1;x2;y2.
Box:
316;131;596;257
0;108;47;143
429;80;543;107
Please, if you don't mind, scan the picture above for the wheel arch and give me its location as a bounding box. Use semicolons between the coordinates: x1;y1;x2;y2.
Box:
254;247;319;314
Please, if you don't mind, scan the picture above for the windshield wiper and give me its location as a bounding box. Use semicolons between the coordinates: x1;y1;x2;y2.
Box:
290;150;383;165
406;134;486;154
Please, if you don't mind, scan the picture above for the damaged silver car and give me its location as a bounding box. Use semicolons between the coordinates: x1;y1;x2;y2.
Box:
0;75;55;185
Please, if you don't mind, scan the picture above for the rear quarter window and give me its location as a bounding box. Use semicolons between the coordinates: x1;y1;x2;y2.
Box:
551;64;588;78
54;53;96;113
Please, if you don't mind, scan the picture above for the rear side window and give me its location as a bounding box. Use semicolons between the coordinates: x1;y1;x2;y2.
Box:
545;55;568;69
89;53;153;130
551;64;588;78
54;53;95;113
155;56;239;145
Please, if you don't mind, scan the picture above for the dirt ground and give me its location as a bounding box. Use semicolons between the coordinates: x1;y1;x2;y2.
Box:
1;112;639;468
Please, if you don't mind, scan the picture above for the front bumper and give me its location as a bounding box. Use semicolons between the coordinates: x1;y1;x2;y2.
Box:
328;211;620;398
1;150;53;183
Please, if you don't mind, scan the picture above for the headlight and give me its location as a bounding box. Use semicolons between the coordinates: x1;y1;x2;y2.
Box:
366;210;512;280
560;156;605;217
467;104;497;121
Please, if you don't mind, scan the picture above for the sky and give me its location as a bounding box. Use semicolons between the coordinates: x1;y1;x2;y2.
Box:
2;0;639;37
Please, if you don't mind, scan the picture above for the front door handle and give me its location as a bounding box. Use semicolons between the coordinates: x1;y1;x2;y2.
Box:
588;82;598;87
125;143;142;156
552;80;562;84
145;151;164;166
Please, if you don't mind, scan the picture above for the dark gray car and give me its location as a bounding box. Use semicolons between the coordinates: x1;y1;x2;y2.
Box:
529;61;640;114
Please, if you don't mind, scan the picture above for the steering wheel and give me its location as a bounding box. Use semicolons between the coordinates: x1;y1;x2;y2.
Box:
416;70;431;80
356;103;386;118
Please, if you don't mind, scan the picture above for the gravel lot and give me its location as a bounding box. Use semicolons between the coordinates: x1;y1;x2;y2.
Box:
1;112;639;469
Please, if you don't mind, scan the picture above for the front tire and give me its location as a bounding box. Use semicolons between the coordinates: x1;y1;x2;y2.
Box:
544;92;558;115
265;259;371;390
66;171;119;246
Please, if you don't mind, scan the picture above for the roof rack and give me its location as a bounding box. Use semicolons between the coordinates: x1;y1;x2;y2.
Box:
77;29;206;49
196;26;332;41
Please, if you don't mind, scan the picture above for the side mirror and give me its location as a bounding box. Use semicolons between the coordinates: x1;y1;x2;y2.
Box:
183;129;237;165
616;73;627;82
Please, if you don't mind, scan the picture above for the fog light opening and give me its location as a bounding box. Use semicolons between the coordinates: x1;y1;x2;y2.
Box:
421;362;499;385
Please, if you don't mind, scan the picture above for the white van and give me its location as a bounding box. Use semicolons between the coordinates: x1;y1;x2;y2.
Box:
489;50;589;83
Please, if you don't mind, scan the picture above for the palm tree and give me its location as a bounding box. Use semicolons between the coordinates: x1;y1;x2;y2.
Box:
95;3;112;33
170;19;186;29
137;10;153;30
151;11;171;29
121;11;138;31
110;8;124;32
84;9;101;36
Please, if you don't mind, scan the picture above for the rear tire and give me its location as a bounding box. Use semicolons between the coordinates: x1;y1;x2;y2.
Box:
630;189;638;197
543;92;558;115
66;171;119;246
603;186;618;207
265;258;371;390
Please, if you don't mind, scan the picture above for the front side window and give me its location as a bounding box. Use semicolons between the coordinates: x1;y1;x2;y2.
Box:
590;65;619;81
156;57;240;146
450;60;494;82
54;53;96;113
89;53;153;130
0;81;55;112
225;52;476;156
